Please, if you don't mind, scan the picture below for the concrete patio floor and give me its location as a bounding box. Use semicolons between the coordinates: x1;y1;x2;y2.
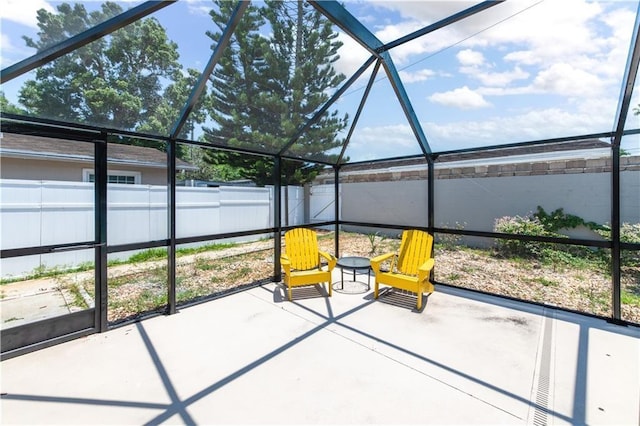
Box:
1;271;639;425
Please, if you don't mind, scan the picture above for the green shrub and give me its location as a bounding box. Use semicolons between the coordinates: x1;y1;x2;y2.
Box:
493;206;626;270
621;223;640;266
494;214;552;258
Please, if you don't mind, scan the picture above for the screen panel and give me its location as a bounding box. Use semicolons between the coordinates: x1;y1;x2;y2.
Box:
434;234;613;319
434;142;612;236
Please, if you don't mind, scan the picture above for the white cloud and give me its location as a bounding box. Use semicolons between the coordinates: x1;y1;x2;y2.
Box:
1;0;54;28
357;124;416;147
335;32;373;80
345;123;420;161
398;68;436;83
424;106;613;150
370;0;631;82
371;1;481;29
0;32;37;67
0;33;15;53
456;48;529;87
532;63;605;97
184;0;212;16
429;86;491;109
474;67;530;87
475;85;533;97
457;49;484;67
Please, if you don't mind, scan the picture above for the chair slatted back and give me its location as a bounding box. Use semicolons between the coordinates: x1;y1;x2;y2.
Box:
285;228;319;270
396;230;433;276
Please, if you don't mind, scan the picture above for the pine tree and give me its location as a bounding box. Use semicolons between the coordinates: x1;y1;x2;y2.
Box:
203;1;348;187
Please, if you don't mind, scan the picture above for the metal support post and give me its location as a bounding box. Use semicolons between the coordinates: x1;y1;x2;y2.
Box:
274;157;282;282
334;166;340;257
611;144;622;321
95;133;108;332
167;139;177;314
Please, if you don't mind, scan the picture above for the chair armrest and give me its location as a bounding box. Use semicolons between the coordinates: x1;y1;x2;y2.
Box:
318;250;337;271
370;252;395;275
280;255;291;274
417;258;435;282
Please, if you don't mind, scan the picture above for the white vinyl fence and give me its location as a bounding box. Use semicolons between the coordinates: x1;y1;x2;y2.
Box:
0;180;313;279
6;170;635;279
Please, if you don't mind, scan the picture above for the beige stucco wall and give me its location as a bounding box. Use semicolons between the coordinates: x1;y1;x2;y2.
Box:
0;157;166;185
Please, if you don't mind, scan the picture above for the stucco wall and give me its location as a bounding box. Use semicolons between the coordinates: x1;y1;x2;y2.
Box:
341;180;428;227
339;164;640;243
0;157;167;185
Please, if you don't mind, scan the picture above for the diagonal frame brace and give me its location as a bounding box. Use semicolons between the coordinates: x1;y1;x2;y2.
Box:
380;51;431;156
337;60;382;164
170;1;249;139
278;55;377;156
309;1;384;57
1;1;174;84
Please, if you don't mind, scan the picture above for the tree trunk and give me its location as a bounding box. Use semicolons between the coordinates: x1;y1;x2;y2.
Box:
295;1;303;68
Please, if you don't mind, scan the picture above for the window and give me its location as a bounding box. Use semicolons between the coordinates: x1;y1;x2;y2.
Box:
83;169;141;184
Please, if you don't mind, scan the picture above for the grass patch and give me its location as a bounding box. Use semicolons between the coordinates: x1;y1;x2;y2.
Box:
531;277;559;287
195;257;216;271
0;262;94;285
68;283;89;309
177;242;237;256
446;273;461;282
2;243;239;284
128;248;168;263
622;291;640;307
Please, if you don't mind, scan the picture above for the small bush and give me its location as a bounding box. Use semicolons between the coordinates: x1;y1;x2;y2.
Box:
494;215;551;258
493;207;621;270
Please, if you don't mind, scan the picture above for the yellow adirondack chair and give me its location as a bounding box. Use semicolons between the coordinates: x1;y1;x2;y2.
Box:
281;228;336;301
370;229;435;310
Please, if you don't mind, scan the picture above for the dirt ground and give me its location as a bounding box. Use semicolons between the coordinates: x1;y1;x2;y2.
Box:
2;231;639;326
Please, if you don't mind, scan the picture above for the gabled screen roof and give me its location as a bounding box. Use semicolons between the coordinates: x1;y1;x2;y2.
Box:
2;0;639;163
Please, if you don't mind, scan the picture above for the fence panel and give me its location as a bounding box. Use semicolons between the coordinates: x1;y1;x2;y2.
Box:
220;187;271;233
309;184;337;223
41;181;94;246
1;182;281;278
0;180;43;250
107;184;153;245
176;186;220;238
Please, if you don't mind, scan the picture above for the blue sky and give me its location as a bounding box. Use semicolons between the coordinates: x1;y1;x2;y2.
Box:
2;0;640;160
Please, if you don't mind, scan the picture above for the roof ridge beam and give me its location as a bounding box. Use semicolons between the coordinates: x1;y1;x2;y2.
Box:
380;51;431;156
382;1;504;52
309;1;384;57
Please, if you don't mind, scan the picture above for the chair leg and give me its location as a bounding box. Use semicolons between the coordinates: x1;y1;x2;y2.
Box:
328;281;332;297
288;285;292;301
416;291;422;310
374;281;379;299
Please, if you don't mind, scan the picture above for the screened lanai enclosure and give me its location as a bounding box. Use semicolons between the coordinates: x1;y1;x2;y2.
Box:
1;0;639;358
